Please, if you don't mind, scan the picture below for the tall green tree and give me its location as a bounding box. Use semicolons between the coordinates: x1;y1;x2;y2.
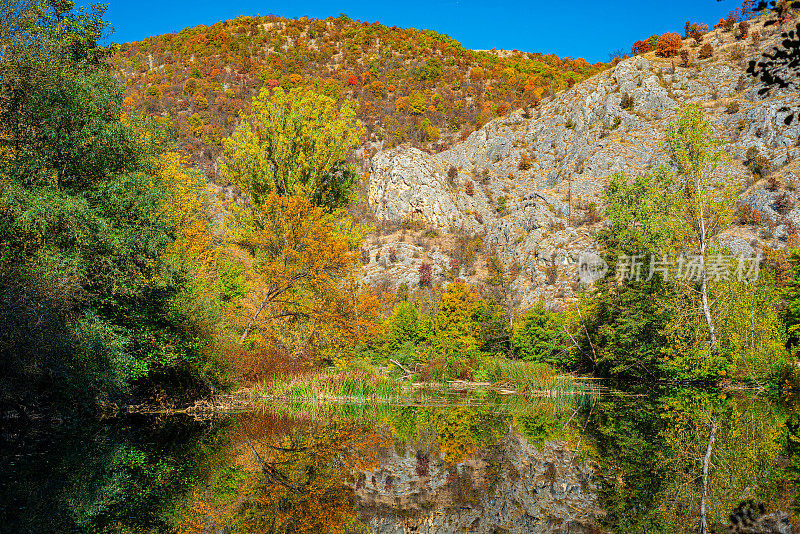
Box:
664;103;736;353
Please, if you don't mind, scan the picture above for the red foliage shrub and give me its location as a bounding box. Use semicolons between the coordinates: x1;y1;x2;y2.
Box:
684;21;709;41
465;181;474;196
632;40;649;55
737;204;763;225
418;262;432;287
656;32;683;57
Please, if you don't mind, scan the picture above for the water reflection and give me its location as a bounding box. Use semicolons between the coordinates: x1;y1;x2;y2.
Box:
1;389;798;533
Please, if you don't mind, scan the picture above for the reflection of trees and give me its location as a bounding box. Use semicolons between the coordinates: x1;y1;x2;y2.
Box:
418;406;510;463
178;413;390;534
0;415;219;533
584;391;793;533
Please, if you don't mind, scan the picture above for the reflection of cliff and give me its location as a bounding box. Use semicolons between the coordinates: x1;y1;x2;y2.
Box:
353;431;600;534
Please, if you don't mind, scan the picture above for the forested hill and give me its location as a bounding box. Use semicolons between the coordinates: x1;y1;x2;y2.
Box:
109;14;606;179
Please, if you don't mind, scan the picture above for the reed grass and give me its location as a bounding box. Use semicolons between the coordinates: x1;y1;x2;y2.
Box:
496;360;592;397
258;371;407;403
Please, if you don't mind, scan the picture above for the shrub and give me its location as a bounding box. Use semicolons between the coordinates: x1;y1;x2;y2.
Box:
698;43;713;59
512;301;568;365
396;282;409;302
361;248;370;263
736;21;750;40
447;165;458;186
632;40;649;55
680;48;690;66
620;93;634;110
775;192;794;214
518;153;532;170
465;181;474;196
737;203;763;225
418;262;432;287
388;247;397;263
497;196;507;215
544;262;558;285
586;202;601;224
656;32;682;57
726;101;740;114
767;174;781;191
722;12;738;32
747;148;773;180
684;21;709;41
473;211;484;224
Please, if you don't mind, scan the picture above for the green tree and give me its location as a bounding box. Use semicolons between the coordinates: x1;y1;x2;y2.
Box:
603;168;677;258
579;278;676;380
473;298;511;357
220;86;364;210
664;103;736;353
0;0;213;406
512;301;568;365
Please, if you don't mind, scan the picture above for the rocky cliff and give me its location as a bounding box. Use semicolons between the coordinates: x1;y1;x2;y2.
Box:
365;14;800;309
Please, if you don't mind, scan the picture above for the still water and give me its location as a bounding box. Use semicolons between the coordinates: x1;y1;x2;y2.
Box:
1;388;798;533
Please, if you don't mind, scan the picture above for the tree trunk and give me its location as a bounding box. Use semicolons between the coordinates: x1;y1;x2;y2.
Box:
700;416;718;534
240;294;270;344
699;228;718;353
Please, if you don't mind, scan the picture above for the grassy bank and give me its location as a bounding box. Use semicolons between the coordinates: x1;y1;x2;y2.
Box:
254;359;598;404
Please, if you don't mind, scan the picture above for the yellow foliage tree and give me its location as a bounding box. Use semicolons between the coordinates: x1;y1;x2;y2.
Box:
220;86;364;210
435;281;480;353
158;152;216;269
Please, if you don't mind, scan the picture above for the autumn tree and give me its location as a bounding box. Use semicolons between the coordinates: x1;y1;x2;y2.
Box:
228;194;377;359
220;86;364;211
664;103;736;354
656;32;683;57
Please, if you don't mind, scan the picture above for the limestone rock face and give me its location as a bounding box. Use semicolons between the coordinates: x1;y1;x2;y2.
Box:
369;148;469;230
366;17;800;307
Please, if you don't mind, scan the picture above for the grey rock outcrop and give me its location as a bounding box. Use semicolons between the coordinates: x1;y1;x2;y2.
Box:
367;15;800;307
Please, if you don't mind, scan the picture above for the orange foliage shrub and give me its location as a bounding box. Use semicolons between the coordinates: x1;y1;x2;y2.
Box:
656;32;683;57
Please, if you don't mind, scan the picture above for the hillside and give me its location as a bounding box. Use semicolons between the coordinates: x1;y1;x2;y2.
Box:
110;15;605;179
363;10;800;309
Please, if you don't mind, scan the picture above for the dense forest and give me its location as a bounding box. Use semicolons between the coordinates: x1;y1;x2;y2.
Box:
3;1;800;533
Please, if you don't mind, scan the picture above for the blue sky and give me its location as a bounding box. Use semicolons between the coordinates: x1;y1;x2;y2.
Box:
99;0;742;63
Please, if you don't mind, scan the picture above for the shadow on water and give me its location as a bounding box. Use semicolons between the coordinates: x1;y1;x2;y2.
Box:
1;386;798;533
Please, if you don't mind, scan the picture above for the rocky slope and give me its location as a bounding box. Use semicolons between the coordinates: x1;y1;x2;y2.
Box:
365;14;800;309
